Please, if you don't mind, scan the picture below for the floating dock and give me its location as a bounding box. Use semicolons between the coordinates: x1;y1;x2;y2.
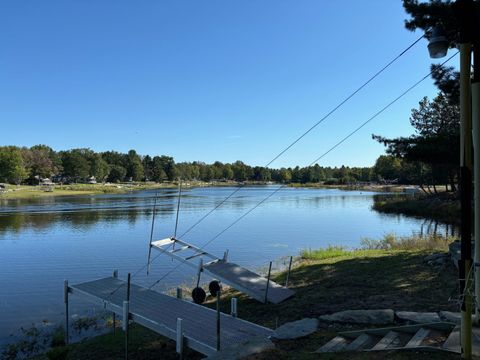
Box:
67;276;273;356
149;237;295;304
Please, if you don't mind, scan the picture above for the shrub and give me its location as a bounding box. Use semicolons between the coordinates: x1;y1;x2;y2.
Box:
300;246;350;260
360;233;455;251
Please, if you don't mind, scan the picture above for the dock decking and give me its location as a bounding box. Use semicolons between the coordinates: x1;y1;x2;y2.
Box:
68;276;273;356
150;237;295;304
204;261;295;304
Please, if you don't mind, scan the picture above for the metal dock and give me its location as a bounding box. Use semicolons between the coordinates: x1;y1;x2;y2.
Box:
149;237;295;304
67;276;273;356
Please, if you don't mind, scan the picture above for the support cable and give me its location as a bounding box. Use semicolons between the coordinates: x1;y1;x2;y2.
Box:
147;51;458;290
176;34;425;240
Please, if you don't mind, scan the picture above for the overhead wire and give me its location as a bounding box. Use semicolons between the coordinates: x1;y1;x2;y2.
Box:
147;51;458;290
110;35;433;296
175;34;426;240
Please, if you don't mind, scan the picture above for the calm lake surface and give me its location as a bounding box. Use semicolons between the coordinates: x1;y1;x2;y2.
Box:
0;186;452;341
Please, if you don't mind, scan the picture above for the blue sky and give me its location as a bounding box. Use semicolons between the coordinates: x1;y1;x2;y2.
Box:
0;1;455;168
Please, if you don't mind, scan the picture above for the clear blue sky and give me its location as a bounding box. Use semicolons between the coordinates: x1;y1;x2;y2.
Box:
0;1;455;168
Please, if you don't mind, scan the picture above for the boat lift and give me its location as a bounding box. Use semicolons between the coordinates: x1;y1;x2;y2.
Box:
148;236;295;304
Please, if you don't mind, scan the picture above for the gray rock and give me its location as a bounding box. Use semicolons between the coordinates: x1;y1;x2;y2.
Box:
319;309;394;325
439;311;461;324
205;336;274;360
438;311;475;325
396;311;441;323
272;318;319;340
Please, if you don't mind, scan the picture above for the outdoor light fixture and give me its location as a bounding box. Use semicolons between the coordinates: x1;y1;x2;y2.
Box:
428;23;449;58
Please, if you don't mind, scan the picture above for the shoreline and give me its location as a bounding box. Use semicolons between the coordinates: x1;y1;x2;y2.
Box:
373;192;460;226
0;182;405;201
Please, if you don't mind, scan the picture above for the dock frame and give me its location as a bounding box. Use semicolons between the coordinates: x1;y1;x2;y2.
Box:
149;237;295;304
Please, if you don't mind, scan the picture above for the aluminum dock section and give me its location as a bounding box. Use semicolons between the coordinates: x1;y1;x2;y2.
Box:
68;276;273;356
150;237;295;304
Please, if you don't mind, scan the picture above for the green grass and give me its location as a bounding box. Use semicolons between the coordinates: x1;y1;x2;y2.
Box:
300;246;350;260
299;246;378;260
360;233;455;251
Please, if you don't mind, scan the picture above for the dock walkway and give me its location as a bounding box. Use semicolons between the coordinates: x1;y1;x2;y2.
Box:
68;276;273;356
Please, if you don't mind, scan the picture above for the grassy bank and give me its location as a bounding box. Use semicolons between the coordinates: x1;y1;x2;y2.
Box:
0;182;407;201
0;183;171;200
24;234;462;360
373;193;460;225
288;182;405;192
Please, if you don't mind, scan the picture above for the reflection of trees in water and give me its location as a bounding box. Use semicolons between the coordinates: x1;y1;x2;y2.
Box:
418;218;457;238
0;207;176;235
372;194;458;237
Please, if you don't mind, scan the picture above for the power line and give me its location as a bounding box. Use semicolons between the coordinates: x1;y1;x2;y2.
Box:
147;51;458;290
177;34;425;239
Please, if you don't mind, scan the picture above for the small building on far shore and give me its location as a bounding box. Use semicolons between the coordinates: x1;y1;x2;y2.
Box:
39;178;54;192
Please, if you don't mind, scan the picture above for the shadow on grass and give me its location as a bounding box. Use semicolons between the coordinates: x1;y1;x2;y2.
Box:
212;251;458;329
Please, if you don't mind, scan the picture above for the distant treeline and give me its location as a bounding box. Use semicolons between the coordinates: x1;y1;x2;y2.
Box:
0;145;400;185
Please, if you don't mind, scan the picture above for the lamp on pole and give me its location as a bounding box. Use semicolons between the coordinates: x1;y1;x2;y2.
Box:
426;0;479;358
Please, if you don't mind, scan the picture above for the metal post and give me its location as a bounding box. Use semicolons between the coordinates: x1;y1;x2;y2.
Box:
63;280;69;345
176;318;184;359
285;256;293;287
459;41;473;359
177;287;183;299
264;261;272;304
174;181;182;239
147;193;158;275
196;258;203;287
127;273;131;301
216;289;221;351
125;273;131;360
123;300;129;360
231;297;237;317
474;59;480;323
113;270;118;334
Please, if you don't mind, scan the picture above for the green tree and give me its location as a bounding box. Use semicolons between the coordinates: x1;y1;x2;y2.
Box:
90;154;110;181
142;155;153;181
278;168;292;183
222;164;234;180
21;146;57;182
374;155;402;181
60;149;91;181
373;93;459;190
151;156;169;182
108;165;127;183
125;150;144;181
0;146;28;184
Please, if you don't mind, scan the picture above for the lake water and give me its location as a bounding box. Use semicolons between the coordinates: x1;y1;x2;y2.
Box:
0;186;452;342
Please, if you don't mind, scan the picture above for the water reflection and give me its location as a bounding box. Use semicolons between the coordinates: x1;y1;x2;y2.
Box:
0;186;459;342
372;193;458;237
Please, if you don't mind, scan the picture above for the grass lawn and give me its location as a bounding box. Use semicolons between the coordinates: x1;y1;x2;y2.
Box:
27;244;465;360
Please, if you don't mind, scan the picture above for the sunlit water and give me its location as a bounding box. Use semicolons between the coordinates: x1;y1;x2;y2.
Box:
0;186;453;342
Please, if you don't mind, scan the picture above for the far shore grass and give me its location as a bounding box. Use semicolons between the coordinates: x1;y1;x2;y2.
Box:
0;181;237;200
22;233;463;360
1;181;406;201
